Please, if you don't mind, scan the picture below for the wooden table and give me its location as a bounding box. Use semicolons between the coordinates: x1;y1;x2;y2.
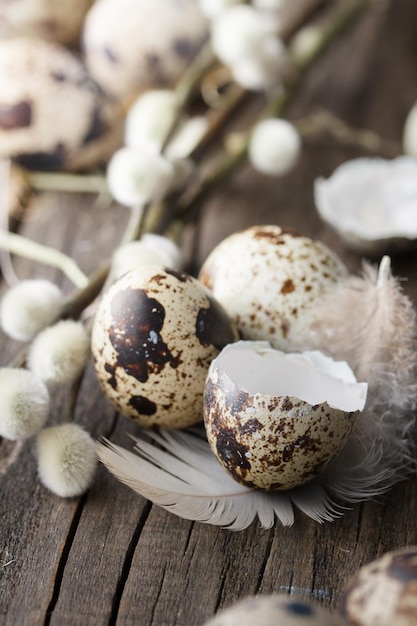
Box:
1;2;417;624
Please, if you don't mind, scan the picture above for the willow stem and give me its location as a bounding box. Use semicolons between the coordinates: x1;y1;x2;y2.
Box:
0;229;89;288
24;171;109;195
296;109;401;157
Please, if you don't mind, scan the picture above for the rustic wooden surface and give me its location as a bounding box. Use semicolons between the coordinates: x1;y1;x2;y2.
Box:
1;2;417;624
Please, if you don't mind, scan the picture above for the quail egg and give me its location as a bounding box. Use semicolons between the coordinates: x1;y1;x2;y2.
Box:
0;0;94;45
82;0;208;102
203;593;344;626
0;37;123;171
92;266;238;429
198;225;347;352
204;341;367;491
339;546;417;626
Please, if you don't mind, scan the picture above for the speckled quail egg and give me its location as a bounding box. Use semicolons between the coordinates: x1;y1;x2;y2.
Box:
198;225;347;352
0;37;123;172
203;593;344;626
82;0;208;102
339;546;417;626
0;0;94;46
204;341;367;491
92;266;239;429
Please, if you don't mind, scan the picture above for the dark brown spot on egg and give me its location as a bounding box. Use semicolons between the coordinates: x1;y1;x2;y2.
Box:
104;362;117;389
214;426;252;479
165;268;191;283
0;100;32;130
83;107;107;144
129;395;157;416
282;435;319;463
281;397;293;411
285;602;314;616
109;287;180;383
281;279;295;294
238;418;263;435
13;144;67;171
196;296;237;351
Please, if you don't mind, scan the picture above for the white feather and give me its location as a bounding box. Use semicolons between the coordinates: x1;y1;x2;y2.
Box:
97;428;342;530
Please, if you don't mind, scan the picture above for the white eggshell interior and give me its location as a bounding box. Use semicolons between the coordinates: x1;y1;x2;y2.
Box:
213;341;367;412
314;156;417;241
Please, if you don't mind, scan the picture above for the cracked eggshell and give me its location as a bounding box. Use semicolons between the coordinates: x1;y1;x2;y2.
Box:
0;37;123;172
198;225;347;352
339;546;417;626
82;0;208;102
0;0;94;45
204;341;367;491
92;266;239;429
314;157;417;255
203;594;343;626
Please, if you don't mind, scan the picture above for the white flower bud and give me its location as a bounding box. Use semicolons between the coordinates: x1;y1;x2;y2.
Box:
403;102;417;158
248;118;301;175
125;90;178;153
198;0;243;20
0;368;50;440
166;116;209;160
0;279;64;342
211;5;279;66
111;235;183;279
27;320;90;386
107;147;176;207
253;0;290;10
230;36;287;90
37;423;97;498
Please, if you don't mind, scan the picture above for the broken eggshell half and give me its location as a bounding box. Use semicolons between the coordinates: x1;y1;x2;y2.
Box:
314;156;417;255
204;341;367;491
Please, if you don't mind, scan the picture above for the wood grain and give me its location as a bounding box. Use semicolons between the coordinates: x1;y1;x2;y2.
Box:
1;2;417;625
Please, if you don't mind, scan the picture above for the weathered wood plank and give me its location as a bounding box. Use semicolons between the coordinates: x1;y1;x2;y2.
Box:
1;2;417;625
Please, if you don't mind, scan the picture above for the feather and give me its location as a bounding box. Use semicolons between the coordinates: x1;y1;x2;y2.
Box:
97;428;342;530
309;255;417;498
97;257;417;528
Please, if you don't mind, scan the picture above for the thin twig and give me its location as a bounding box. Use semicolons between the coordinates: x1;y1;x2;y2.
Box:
0;229;89;288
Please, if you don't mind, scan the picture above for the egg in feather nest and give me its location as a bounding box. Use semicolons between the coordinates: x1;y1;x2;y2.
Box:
198;225;348;351
204;341;367;491
92;266;239;429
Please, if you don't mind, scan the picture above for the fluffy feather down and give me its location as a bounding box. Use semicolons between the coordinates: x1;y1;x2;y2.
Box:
311;256;417;498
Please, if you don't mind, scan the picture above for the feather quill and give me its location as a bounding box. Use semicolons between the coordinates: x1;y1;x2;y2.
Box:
309;256;417;499
97;428;342;530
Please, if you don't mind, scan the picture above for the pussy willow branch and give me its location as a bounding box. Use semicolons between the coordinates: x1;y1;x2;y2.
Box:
31;0;376;324
165;0;376;229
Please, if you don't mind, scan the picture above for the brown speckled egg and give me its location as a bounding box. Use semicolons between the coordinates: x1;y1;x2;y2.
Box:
92;266;239;429
204;341;367;491
203;594;344;626
82;0;208;102
0;0;94;45
0;37;123;171
198;225;347;352
339;547;417;626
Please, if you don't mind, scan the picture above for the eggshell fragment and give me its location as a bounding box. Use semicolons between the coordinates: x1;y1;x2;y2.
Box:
0;0;94;45
198;225;347;351
203;593;344;626
82;0;208;102
0;37;123;171
339;546;417;626
92;266;239;429
204;341;367;491
314;157;417;254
